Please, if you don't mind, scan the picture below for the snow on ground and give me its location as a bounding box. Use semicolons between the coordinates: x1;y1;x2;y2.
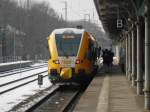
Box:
0;62;47;76
0;73;52;112
0;67;48;85
0;62;50;111
30;62;47;67
0;75;45;93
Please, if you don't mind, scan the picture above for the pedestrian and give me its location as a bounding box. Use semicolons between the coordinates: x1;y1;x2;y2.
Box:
108;49;114;70
119;48;125;73
102;49;109;72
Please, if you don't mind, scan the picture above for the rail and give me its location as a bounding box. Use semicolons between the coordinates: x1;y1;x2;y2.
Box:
25;85;82;112
0;71;48;95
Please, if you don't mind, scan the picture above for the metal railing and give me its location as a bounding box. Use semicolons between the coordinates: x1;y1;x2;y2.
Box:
0;56;22;63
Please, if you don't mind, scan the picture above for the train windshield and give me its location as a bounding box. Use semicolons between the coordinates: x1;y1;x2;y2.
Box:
55;34;82;56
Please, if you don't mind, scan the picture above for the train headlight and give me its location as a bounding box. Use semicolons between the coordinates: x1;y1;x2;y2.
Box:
75;59;81;64
53;60;60;64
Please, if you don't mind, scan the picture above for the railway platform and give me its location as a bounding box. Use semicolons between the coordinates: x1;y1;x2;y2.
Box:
74;65;145;112
0;61;32;72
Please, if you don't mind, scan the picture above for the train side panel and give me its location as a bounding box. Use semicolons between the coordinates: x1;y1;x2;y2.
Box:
48;33;60;74
75;32;93;75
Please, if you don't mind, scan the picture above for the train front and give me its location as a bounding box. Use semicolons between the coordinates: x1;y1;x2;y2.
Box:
48;28;83;84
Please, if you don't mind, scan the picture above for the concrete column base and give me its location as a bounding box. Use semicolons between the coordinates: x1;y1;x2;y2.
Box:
145;92;150;110
131;75;136;86
126;69;128;78
128;72;132;81
137;81;144;95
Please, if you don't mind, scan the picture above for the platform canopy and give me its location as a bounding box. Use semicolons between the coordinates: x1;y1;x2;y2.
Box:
94;0;144;40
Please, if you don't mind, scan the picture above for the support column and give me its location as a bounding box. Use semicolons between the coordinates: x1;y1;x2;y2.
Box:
144;0;150;110
131;24;137;86
126;35;128;78
137;16;144;95
128;33;132;80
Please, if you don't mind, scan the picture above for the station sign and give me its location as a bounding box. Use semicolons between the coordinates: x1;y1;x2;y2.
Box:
117;19;123;28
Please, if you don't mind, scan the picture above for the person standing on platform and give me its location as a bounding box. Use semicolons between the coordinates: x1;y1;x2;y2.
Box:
108;49;114;71
102;49;109;72
119;48;125;73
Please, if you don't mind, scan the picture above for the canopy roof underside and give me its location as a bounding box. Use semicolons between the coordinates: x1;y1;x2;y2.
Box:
94;0;144;39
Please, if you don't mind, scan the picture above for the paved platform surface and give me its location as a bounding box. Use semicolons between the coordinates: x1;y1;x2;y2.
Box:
74;66;145;112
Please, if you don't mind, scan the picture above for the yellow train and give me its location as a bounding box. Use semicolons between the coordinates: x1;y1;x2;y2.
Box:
47;28;100;85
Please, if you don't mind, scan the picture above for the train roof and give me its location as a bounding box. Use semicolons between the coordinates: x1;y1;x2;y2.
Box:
51;28;97;42
53;28;85;34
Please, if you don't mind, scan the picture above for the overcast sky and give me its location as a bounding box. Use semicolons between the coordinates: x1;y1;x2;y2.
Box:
27;0;102;26
15;0;102;28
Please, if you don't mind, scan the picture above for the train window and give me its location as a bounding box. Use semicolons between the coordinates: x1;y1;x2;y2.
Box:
86;40;94;60
86;50;92;60
55;34;82;56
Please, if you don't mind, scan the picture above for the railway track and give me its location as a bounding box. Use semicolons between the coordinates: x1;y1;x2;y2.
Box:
24;85;82;112
0;64;47;77
0;71;48;95
0;70;47;87
0;66;47;86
